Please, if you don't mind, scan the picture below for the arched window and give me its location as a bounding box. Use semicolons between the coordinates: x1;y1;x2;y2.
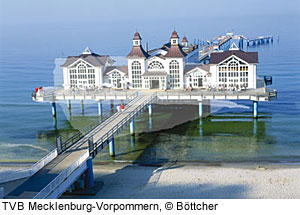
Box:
132;61;142;88
228;60;238;71
169;60;180;88
148;61;164;70
77;64;87;79
111;71;121;88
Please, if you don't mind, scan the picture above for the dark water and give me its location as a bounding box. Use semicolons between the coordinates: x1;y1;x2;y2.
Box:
0;15;299;163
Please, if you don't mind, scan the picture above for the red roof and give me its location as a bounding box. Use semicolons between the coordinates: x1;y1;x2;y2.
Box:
182;36;188;42
133;32;142;40
164;45;187;58
127;46;150;58
170;30;179;39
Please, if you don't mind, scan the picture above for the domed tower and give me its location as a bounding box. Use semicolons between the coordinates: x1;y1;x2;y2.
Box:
132;32;142;46
182;36;188;47
127;32;149;89
170;30;179;45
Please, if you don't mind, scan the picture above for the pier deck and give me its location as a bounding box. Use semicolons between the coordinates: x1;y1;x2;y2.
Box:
33;86;276;103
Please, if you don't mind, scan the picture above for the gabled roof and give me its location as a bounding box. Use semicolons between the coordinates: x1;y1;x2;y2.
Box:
104;66;128;76
127;46;150;58
184;64;210;74
164;44;187;58
182;36;188;43
61;48;112;67
209;50;258;64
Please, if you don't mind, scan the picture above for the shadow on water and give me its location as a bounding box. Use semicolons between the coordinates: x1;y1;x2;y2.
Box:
94;103;277;164
64;103;272;199
13;103;273;198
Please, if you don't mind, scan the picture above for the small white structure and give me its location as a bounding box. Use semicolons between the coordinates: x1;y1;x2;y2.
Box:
104;66;128;89
61;47;114;89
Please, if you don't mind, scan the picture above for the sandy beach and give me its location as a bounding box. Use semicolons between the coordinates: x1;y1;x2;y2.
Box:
61;162;300;199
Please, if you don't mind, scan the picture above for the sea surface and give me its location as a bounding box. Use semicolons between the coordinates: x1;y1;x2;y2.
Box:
0;15;299;163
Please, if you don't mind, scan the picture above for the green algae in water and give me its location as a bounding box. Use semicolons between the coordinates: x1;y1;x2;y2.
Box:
93;104;289;164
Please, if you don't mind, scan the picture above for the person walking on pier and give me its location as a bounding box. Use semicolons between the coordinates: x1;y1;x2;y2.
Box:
120;104;125;113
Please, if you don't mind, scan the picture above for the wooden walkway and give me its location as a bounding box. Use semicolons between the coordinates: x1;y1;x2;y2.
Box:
5;93;155;199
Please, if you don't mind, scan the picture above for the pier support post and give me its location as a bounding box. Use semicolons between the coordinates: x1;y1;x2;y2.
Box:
51;102;57;117
253;119;257;136
130;120;135;135
85;157;94;188
110;100;114;110
199;119;203;136
109;137;115;157
67;100;71;110
98;102;102;116
149;116;152;131
198;101;203;118
67;100;72;117
130;136;135;149
148;104;152;116
80;100;84;113
253;101;258;118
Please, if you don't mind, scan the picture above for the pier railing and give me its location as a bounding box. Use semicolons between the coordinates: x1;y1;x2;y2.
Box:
0;149;58;184
33;149;90;199
90;93;157;155
156;88;276;101
57;92;139;154
32;87;138;102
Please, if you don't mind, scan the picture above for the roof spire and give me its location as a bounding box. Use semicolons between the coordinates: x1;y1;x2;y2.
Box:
229;42;239;50
82;47;92;54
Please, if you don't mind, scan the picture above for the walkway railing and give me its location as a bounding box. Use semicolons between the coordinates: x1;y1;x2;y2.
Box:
90;93;157;155
0;149;58;184
57;92;139;154
33;149;89;199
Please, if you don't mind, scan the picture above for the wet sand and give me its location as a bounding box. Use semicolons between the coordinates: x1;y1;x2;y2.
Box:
62;162;300;199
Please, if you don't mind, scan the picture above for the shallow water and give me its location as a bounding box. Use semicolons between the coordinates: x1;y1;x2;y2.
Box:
0;15;299;163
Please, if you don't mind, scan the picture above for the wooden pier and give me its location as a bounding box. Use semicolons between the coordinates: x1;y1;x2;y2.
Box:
246;36;273;46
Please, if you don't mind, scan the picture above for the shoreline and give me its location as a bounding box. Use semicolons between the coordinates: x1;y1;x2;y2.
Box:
2;159;300;168
61;162;300;199
1;162;299;199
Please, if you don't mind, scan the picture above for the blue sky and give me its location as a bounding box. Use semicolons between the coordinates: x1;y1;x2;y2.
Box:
1;0;299;25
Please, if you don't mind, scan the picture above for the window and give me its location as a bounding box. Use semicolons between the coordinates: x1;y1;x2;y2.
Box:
77;64;87;79
169;60;180;88
135;40;139;45
69;62;96;88
132;61;142;88
228;61;238;71
111;71;121;88
148;61;164;70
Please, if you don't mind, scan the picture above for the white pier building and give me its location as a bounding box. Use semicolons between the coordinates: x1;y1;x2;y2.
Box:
59;31;259;91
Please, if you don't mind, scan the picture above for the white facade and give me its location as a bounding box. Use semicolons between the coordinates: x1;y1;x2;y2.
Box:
209;55;257;89
61;48;113;90
184;66;211;89
126;31;197;90
61;39;259;91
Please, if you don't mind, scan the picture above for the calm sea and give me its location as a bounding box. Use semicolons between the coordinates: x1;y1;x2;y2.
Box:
0;15;299;163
